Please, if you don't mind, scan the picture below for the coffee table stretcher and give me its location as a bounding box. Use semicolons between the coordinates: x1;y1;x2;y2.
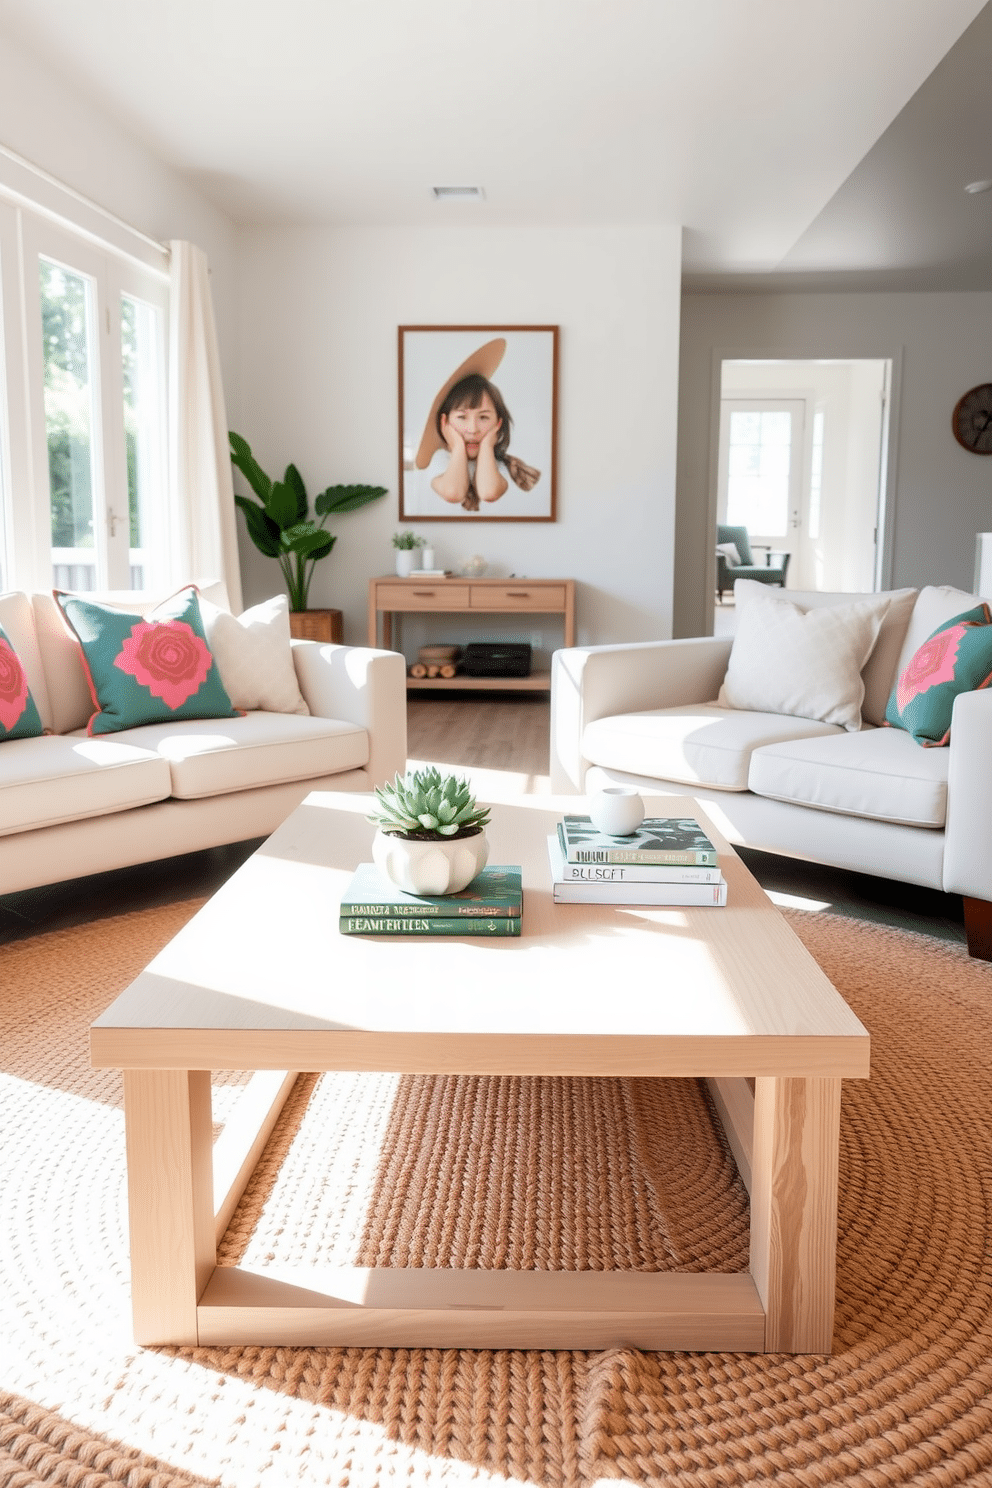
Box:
96;794;867;1354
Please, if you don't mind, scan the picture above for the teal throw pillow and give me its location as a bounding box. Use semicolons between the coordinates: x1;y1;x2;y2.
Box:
885;602;992;746
0;623;45;740
56;586;238;736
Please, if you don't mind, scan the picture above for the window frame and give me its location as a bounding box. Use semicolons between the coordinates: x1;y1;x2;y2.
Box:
0;197;169;596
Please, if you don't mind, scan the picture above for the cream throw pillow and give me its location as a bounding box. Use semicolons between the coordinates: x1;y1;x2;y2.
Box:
718;587;890;731
199;594;309;715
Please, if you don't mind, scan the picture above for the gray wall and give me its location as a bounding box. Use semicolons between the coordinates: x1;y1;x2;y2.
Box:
675;290;992;638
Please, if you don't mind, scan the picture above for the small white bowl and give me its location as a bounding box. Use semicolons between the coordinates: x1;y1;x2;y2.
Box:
587;786;645;837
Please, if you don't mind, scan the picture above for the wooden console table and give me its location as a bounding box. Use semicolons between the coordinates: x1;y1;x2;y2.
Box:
367;576;575;692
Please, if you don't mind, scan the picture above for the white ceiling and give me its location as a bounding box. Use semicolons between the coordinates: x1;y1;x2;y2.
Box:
0;0;989;284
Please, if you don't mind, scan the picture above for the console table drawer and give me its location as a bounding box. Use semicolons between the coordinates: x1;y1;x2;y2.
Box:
473;584;567;611
375;583;471;609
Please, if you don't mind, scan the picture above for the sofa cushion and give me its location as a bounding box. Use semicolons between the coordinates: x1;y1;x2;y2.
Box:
894;586;986;679
748;727;949;828
0;623;45;741
0;591;53;730
56;586;239;735
582;703;843;791
90;711;370;799
730;582;917;726
885;602;992;745
34;581;233;735
199;593;309;716
0;733;171;836
717;586;889;731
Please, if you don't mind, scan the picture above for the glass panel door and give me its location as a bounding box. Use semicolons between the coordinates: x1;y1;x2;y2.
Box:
40;256;101;591
121;292;166;591
717;398;805;581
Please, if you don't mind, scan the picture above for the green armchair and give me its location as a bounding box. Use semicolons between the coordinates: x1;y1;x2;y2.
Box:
716;524;791;602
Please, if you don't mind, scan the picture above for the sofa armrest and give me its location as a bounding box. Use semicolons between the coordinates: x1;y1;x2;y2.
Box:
550;636;733;793
943;687;992;900
291;640;407;788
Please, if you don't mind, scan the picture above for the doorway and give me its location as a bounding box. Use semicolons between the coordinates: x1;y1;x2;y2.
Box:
717;359;891;595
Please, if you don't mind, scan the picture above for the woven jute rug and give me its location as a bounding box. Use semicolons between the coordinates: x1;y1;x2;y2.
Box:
3;897;992;1487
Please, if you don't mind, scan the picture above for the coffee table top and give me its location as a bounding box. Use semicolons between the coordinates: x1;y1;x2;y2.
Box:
91;792;869;1079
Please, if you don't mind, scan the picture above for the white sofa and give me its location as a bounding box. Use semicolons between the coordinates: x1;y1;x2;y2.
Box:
0;586;407;896
550;583;992;959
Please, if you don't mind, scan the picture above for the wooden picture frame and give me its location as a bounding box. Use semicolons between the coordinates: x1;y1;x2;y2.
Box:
398;325;558;522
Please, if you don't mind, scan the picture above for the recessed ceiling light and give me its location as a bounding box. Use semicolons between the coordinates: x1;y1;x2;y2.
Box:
432;186;485;200
964;179;992;194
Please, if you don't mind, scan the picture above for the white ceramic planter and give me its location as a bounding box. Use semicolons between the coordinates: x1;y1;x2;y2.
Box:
373;828;490;896
395;550;418;577
587;786;645;837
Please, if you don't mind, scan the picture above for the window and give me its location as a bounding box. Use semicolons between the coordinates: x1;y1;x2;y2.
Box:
725;408;792;537
121;292;167;590
40;256;100;590
0;202;168;595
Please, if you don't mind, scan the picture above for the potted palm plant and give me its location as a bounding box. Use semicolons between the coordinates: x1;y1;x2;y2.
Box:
368;766;490;894
230;432;387;637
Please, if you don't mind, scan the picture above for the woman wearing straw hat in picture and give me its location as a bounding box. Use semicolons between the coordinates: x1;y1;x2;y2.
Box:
415;339;540;512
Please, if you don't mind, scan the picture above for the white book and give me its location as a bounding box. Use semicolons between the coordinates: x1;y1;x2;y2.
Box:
547;836;727;906
555;856;723;884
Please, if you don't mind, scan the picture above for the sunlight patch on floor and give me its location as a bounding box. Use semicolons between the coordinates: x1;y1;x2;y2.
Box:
406;758;552;801
766;889;833;912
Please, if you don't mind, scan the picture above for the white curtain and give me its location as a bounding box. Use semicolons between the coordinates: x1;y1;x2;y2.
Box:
168;240;243;613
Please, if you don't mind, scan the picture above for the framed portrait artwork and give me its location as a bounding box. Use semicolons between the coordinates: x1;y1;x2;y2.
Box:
398;325;558;522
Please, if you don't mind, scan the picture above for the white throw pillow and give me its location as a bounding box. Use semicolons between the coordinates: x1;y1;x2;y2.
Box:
716;542;741;567
199;594;309;715
718;587;890;731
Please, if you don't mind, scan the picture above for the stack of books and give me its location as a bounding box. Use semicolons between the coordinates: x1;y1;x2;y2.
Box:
339;863;522;936
547;814;727;906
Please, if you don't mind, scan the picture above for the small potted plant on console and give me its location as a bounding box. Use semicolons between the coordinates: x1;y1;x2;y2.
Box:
368;766;490;895
392;530;424;576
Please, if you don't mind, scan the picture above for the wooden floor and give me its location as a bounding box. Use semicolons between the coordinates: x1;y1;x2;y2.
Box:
406;690;551;779
0;693;966;947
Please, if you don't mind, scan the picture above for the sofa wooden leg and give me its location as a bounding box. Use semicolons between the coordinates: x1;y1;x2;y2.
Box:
963;897;992;961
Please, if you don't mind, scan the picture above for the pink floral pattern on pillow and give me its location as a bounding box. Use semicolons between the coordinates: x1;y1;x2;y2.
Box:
0;636;30;731
114;621;212;709
896;623;967;713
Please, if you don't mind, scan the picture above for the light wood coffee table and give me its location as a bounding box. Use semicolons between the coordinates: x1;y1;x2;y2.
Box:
91;792;869;1353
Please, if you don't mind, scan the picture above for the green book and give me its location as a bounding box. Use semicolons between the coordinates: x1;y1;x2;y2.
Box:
339;862;523;917
558;815;719;866
340;913;521;936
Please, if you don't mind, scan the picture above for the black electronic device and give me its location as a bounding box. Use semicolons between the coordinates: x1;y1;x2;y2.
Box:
461;642;532;678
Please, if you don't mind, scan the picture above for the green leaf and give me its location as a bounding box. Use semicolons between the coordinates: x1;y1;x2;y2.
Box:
264;480;301;531
234;494;281;557
229;432;272;502
283;463;309;524
314;483;388;516
281;524;336;560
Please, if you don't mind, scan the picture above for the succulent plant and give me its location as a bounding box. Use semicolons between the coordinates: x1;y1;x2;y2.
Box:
368;767;490;840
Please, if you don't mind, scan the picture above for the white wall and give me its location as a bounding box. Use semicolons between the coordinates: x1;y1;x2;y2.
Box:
234;224;682;654
676;291;992;637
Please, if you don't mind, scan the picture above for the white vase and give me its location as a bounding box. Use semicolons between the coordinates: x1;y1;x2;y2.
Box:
395;550;418;577
587;786;645;837
421;546;436;570
372;828;490;896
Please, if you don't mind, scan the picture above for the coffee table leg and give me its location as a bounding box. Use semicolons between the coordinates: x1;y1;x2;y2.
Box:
749;1076;841;1353
123;1069;215;1345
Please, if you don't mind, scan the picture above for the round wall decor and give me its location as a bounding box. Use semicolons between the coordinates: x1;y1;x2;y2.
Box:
952;383;992;454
